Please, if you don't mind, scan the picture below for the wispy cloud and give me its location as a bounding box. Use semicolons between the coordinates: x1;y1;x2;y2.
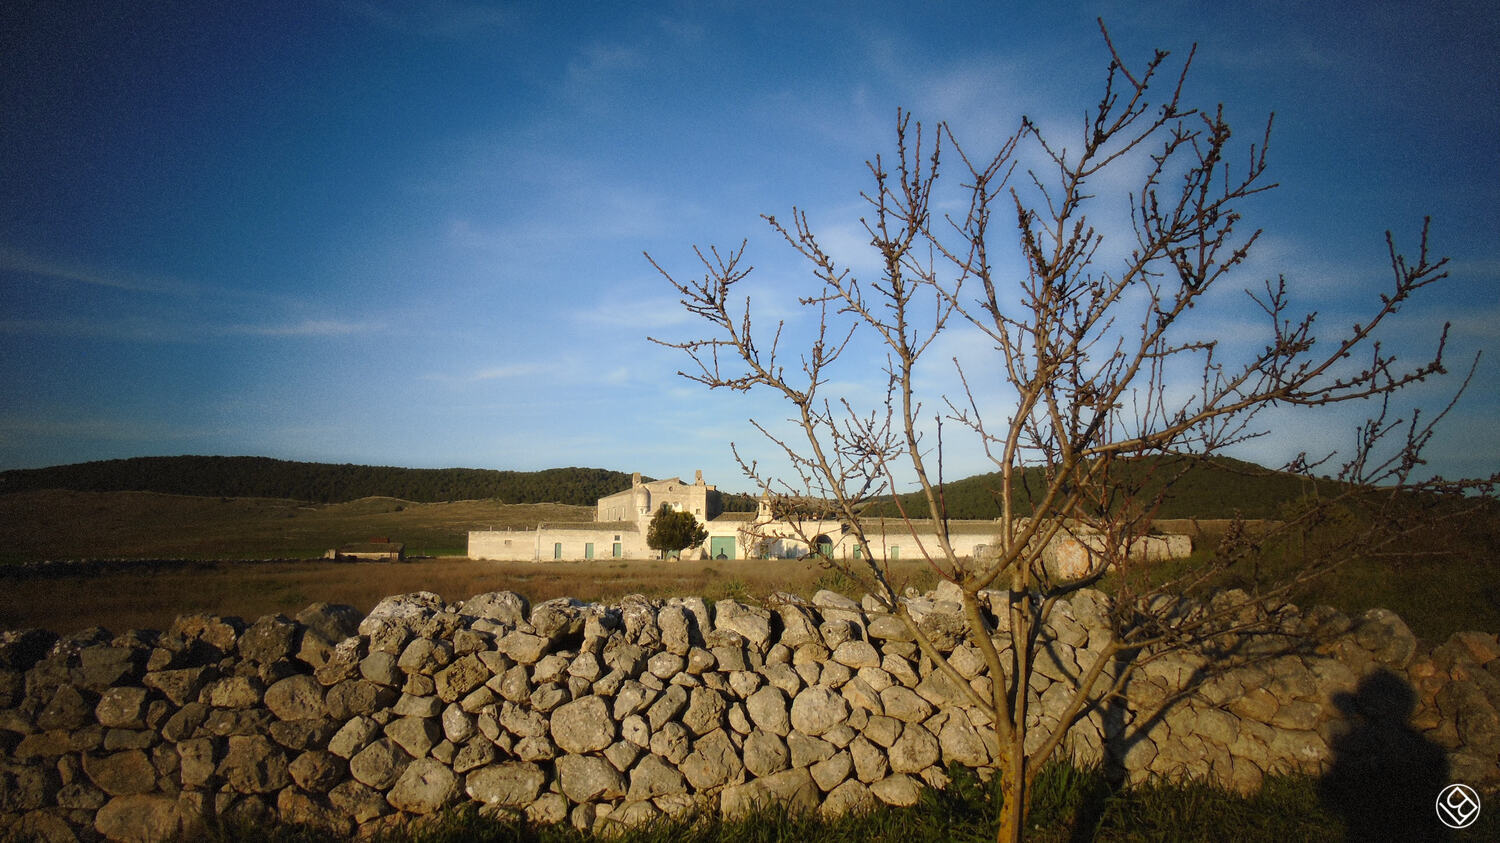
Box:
574;294;695;329
0;247;196;296
425;362;548;385
0;315;382;343
225;319;383;338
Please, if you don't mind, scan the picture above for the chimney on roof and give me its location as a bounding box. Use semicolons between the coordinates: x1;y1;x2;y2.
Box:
632;472;641;487
695;470;704;485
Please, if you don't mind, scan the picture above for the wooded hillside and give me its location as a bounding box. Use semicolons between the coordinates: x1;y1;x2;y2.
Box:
0;457;639;506
864;455;1347;521
0;453;1346;518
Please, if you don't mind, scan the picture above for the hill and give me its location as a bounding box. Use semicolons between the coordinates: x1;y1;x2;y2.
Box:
0;456;641;506
866;455;1346;520
0;454;1347;519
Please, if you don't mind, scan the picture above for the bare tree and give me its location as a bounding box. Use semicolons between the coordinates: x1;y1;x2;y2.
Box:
649;24;1492;842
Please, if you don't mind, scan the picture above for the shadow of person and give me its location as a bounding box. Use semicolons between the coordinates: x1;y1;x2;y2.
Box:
1319;669;1452;841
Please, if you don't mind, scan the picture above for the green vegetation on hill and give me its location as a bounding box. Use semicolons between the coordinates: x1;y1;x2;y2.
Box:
865;455;1346;520
0;454;1354;518
0;457;641;506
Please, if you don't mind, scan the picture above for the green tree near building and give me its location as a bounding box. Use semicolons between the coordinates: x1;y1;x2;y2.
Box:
645;504;708;559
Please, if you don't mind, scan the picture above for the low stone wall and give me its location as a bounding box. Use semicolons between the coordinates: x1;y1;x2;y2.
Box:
1;584;1497;840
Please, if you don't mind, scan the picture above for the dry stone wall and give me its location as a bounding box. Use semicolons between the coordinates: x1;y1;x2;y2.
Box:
1;583;1497;841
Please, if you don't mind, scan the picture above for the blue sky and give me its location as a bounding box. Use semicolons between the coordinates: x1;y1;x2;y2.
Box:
2;1;1496;492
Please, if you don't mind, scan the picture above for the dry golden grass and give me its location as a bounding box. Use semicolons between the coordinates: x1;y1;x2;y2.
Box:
0;490;592;562
0;489;942;635
0;555;942;636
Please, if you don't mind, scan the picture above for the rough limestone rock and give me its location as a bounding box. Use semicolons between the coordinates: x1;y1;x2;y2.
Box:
94;794;194;842
658;605;694;656
387;757;459;815
239;614;298;664
682;686;727;736
360;593;444;655
551;696;615;754
349;738;411;790
715;600;774;652
627;754;687;801
95;686;149;730
466;761;546;807
460;592;530;626
1355;608;1418;669
295;603;363;667
888;724;941;774
218;735;290;794
530;598;587;644
385;716;442;760
555;754;627;803
870;773;923;806
790;686;849;737
745;685;791;736
822;778;876;817
743;729;791;778
264;674;325;721
680;732;739;790
84;750;157;797
289;750;345;794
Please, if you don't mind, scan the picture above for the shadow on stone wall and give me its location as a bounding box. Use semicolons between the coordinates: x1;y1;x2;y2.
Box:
1318;669;1450;842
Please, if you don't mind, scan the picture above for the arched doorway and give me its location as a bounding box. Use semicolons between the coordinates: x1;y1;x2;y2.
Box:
812;534;833;560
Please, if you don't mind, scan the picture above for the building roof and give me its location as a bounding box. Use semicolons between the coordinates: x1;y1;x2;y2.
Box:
540;521;639;532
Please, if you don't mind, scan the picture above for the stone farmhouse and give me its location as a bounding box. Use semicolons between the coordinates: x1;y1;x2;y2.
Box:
467;471;1191;569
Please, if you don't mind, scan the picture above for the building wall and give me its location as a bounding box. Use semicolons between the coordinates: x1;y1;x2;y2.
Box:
730;517;1004;562
596;471;722;529
470;524;647;561
467;529;540;561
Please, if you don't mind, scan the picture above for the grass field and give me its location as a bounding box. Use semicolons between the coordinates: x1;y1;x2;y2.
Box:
0;490;1495;641
0;553;938;635
0;489;593;562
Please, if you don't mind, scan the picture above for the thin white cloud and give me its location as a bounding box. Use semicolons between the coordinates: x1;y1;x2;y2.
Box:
574;294;695;329
0;247;197;296
425;362;548;385
0;316;382;342
225;319;383;337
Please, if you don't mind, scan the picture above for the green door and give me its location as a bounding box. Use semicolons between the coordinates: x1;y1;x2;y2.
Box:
709;536;736;560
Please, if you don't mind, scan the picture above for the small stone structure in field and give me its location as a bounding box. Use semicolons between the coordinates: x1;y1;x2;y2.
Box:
0;584;1496;840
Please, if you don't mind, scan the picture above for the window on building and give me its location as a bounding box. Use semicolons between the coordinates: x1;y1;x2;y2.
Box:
553;543;562;560
585;543;594;559
890;546;900;560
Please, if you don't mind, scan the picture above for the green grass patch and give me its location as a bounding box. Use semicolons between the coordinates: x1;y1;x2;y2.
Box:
179;761;1500;843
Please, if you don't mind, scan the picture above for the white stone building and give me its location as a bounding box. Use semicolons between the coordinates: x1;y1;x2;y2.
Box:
468;470;1190;566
